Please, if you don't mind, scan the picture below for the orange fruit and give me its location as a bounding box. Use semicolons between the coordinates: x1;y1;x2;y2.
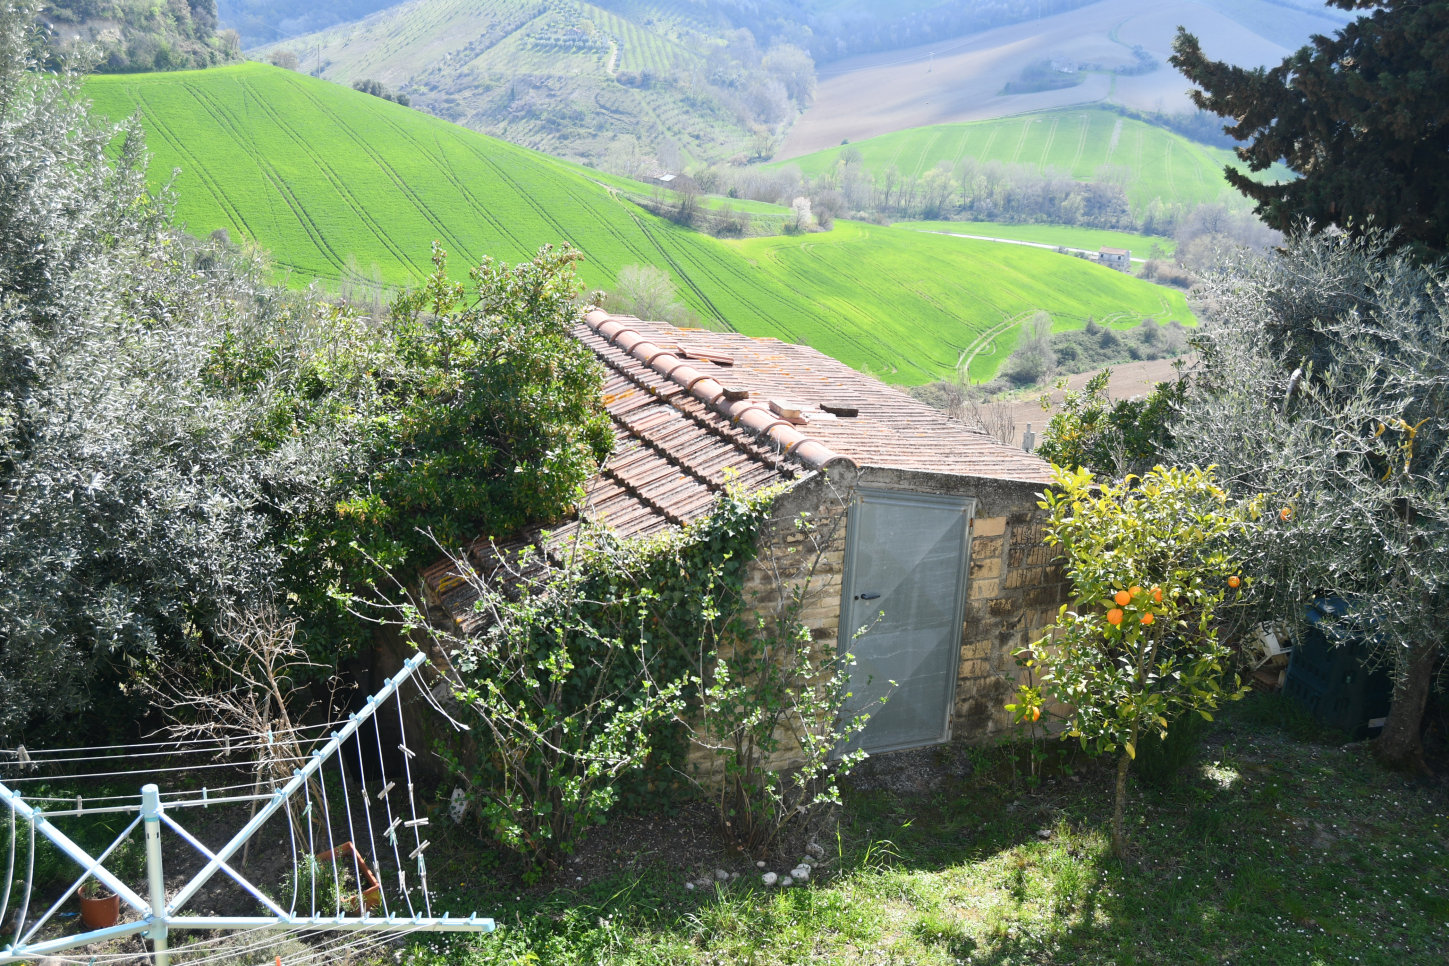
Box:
1280;507;1293;521
1228;576;1241;588
1107;608;1124;626
1151;586;1163;602
1140;612;1155;626
1030;707;1041;722
1129;585;1143;597
1114;590;1132;607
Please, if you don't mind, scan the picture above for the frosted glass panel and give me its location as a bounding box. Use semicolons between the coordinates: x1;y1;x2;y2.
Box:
837;491;970;755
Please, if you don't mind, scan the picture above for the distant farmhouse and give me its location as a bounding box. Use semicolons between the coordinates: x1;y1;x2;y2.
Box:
421;313;1066;763
1098;247;1131;272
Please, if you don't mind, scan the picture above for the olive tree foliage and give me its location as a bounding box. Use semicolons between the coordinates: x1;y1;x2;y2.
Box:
0;2;350;742
1170;232;1449;770
1;2;616;744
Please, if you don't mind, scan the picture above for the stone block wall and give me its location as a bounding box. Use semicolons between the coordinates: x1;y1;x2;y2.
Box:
955;500;1068;741
688;466;1068;776
683;471;852;780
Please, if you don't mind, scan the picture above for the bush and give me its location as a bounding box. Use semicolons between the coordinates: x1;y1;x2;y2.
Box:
426;489;776;879
1132;709;1207;788
1035;367;1187;479
685;485;877;856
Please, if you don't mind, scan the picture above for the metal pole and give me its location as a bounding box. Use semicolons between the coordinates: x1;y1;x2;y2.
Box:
142;784;169;966
167;653;427;916
0;785;148;913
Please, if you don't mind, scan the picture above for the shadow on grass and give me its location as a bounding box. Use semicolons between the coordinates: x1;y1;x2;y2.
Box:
405;694;1448;964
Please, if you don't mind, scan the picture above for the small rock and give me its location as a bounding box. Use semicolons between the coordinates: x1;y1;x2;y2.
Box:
729;872;739;881
694;877;713;889
798;856;814;867
715;869;729;881
1036;828;1053;840
685;882;695;891
791;865;810;881
780;876;794;887
756;860;767;869
761;872;778;886
805;841;825;858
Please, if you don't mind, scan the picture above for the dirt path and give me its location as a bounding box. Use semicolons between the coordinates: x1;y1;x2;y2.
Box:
999;356;1189;447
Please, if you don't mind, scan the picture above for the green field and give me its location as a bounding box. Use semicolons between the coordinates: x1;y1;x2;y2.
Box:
84;64;1192;385
780;108;1256;212
899;221;1177;258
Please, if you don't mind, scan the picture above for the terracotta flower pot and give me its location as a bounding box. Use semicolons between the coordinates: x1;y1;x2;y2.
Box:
79;891;120;930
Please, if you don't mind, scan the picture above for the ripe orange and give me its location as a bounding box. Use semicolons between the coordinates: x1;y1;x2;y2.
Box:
1129;585;1143;597
1140;612;1155;626
1228;576;1241;589
1114;590;1132;607
1030;707;1041;722
1107;608;1124;626
1280;507;1293;521
1151;586;1163;602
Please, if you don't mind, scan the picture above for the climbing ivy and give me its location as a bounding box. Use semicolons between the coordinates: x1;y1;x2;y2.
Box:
430;485;780;879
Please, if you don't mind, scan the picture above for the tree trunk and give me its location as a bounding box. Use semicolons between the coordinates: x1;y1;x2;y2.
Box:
1374;638;1440;772
1112;752;1131;858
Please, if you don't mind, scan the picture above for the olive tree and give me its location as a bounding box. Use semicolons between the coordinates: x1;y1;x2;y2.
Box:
0;0;614;743
0;2;342;742
1171;232;1449;770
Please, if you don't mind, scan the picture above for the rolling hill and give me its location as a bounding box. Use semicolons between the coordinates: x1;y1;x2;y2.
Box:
83;62;1192;385
250;0;766;166
778;106;1256;213
781;0;1351;156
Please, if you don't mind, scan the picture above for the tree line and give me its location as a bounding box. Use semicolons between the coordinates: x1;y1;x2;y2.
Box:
41;0;239;72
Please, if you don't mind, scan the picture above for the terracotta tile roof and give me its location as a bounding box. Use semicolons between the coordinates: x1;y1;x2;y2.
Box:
422;310;1052;628
581;312;1054;487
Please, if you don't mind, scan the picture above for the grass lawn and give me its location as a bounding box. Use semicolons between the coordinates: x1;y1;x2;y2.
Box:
391;694;1449;965
897;221;1177;259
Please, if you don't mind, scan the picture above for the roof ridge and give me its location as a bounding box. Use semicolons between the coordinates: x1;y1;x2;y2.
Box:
583;311;857;475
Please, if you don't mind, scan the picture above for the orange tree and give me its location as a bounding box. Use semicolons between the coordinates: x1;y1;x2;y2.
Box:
1011;464;1257;857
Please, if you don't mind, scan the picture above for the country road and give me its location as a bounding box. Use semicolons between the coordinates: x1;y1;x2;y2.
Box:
922;230;1147;263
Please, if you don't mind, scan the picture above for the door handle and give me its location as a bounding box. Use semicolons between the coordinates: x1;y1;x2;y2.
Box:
856;592;881;600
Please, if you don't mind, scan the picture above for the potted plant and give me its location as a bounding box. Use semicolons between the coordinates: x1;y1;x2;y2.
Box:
78;878;120;930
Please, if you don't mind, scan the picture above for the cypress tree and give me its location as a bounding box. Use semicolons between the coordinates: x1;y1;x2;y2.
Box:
1171;1;1449;261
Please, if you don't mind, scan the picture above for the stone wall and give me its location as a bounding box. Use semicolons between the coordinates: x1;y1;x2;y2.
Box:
955;500;1068;741
683;469;853;780
689;465;1067;779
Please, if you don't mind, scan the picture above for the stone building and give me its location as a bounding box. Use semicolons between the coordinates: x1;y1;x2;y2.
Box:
1098;246;1132;272
422;310;1066;760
